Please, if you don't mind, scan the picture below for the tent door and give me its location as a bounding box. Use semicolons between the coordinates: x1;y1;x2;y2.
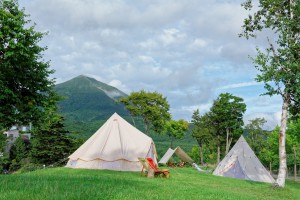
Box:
223;160;249;180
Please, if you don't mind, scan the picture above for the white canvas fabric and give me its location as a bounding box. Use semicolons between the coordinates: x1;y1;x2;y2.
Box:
158;146;193;164
66;113;157;171
213;135;275;183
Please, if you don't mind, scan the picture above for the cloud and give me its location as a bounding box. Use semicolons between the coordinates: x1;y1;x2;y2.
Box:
18;0;282;129
108;80;130;94
219;81;262;90
244;112;281;131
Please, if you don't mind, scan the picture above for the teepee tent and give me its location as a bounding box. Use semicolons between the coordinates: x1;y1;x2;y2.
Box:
213;135;275;183
158;146;193;164
66;113;157;171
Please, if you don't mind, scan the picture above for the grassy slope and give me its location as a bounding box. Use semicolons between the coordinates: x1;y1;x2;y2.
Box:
0;168;299;200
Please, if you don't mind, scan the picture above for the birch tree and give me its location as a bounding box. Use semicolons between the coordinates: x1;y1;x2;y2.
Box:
240;0;300;187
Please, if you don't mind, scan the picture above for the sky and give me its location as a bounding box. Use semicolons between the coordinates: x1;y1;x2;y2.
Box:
18;0;282;130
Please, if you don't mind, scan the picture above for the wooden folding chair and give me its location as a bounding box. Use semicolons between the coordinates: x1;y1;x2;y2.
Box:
138;157;150;177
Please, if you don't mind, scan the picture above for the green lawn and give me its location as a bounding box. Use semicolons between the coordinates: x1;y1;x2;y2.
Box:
0;167;299;200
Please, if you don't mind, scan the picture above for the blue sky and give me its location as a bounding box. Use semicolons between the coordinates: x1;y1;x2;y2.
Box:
19;0;282;129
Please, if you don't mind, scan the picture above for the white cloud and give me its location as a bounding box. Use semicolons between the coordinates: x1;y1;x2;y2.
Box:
219;81;262;89
18;0;282;126
244;112;281;131
190;38;208;48
159;28;186;46
108;80;130;94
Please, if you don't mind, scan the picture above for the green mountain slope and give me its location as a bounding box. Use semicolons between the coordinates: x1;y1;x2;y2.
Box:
55;75;130;136
55;75;197;157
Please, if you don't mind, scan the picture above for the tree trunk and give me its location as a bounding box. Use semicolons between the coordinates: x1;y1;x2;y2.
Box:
200;143;204;165
130;115;136;127
217;143;220;164
276;93;289;187
225;128;229;155
294;145;297;180
269;162;272;176
143;118;149;135
170;138;174;149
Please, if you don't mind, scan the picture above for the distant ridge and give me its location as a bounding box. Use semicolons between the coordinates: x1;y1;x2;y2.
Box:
55;75;130;137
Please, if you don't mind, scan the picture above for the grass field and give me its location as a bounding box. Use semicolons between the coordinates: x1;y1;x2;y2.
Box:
0;167;299;200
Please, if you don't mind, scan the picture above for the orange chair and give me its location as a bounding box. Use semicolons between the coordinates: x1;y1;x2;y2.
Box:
146;158;170;178
138;157;170;178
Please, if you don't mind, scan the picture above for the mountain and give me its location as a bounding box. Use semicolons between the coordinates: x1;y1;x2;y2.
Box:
55;75;130;137
55;75;197;156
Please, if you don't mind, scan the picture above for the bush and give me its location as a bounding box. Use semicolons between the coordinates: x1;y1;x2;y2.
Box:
18;163;43;173
9;159;20;172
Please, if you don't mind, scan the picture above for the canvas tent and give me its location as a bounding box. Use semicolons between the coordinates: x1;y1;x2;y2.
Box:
158;146;193;164
213;135;275;183
66;113;157;171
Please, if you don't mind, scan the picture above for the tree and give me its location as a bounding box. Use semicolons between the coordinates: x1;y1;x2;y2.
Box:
30;108;75;165
245;117;268;155
164;119;188;148
0;130;7;172
191;109;213;165
8;136;30;171
21;81;75;166
240;0;300;187
260;127;279;175
0;0;55;129
286;118;300;179
210;93;246;156
120;90;171;135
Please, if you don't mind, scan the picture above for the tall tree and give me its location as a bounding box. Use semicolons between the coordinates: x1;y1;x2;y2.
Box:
30;112;75;165
240;0;300;187
164;119;188;148
191;109;213;165
0;129;9;172
0;0;55;129
120;90;171;135
286;118;300;179
210;93;246;156
245;117;268;155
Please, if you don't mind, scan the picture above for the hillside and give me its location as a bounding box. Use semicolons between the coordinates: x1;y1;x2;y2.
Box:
55;75;130;136
1;168;299;199
55;75;197;156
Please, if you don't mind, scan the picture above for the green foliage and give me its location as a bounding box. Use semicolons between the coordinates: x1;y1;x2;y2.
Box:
244;118;268;155
210;93;246;155
164;119;188;148
8;137;30;171
258;121;300;173
286;118;300;173
210;93;246;137
259;127;279;170
30;112;76;165
17;163;43;173
0;130;8;172
191;110;214;146
55;75;130;137
0;130;6;152
0;168;299;199
191;109;215;164
120;90;171;135
0;0;56;128
190;145;216;164
241;0;300;187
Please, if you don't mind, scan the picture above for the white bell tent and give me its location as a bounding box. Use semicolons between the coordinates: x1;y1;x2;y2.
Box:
66;113;157;171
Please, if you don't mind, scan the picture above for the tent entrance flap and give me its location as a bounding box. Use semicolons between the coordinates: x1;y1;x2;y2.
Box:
223;160;249;180
158;146;193;164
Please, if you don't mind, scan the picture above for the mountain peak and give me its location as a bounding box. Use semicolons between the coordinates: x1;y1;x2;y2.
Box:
56;75;127;100
54;75;130;135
